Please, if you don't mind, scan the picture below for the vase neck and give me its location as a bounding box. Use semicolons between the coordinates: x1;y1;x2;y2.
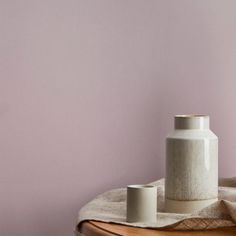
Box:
174;115;209;130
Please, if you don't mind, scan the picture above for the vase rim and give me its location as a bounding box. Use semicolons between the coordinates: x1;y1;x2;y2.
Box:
174;115;209;129
175;114;209;118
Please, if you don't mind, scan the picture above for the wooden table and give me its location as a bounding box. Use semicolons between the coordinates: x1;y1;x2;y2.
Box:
79;221;236;236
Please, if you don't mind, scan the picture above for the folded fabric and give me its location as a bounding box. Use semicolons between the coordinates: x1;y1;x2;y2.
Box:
77;177;236;232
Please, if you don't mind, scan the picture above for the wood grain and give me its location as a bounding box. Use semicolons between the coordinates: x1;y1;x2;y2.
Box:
80;221;236;236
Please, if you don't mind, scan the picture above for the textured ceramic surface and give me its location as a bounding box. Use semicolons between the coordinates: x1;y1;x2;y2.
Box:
165;115;218;213
126;185;157;223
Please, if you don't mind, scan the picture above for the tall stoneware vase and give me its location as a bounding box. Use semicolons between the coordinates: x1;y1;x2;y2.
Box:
165;115;218;213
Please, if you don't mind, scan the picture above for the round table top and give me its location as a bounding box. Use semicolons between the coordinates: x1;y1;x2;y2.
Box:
80;221;236;236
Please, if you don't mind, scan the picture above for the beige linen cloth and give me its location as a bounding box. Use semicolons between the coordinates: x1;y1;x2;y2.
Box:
77;177;236;231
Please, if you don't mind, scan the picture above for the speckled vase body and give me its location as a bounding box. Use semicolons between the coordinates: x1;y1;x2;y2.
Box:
165;115;218;213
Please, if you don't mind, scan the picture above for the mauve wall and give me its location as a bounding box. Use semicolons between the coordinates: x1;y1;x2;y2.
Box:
0;0;236;235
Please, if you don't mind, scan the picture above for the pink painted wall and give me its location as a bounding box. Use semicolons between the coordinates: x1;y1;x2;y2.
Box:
1;0;236;235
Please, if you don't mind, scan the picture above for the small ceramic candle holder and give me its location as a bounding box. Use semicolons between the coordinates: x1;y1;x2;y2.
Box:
126;185;157;223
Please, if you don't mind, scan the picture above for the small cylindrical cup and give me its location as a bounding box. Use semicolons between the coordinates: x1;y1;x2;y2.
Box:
126;185;157;223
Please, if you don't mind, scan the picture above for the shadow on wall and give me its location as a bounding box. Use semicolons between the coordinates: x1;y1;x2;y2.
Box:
1;201;80;236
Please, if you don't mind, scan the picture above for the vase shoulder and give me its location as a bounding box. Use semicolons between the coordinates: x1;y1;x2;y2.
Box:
166;129;218;140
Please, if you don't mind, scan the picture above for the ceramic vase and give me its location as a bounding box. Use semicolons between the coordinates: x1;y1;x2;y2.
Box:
165;115;218;213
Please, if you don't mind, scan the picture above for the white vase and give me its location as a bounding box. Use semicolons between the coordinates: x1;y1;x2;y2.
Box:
165;115;218;213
